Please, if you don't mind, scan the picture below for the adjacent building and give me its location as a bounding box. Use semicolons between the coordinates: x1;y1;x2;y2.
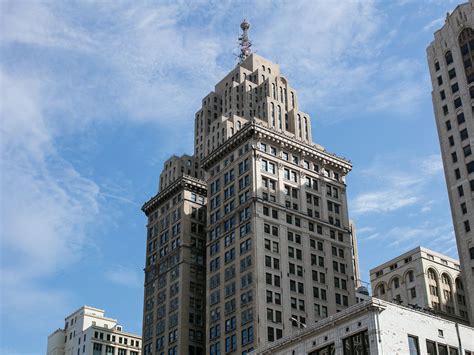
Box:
427;0;474;323
370;246;469;324
250;298;474;355
46;306;141;355
141;156;207;355
142;21;358;354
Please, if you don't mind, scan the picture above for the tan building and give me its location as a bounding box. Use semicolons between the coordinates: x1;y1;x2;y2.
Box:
142;21;358;354
199;22;357;354
141;158;207;355
370;246;469;324
427;0;474;323
46;306;141;355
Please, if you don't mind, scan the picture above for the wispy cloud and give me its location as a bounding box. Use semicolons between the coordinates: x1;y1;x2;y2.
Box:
351;154;444;215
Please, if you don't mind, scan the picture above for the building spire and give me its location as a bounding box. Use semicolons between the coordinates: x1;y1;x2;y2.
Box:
238;19;252;63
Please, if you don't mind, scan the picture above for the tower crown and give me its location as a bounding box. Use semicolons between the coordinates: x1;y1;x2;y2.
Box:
238;19;252;63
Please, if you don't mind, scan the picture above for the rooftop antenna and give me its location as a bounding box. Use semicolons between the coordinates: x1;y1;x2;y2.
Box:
238;19;252;63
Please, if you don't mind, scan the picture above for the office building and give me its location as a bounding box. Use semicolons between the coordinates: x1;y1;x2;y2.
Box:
46;306;141;355
427;0;474;322
141;155;207;355
142;20;358;354
370;246;469;324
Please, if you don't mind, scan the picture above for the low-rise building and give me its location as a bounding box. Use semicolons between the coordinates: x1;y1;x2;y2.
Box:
251;298;474;354
46;306;141;355
370;246;469;324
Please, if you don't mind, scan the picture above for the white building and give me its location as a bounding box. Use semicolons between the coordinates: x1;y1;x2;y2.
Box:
46;306;141;355
251;298;474;355
370;246;469;324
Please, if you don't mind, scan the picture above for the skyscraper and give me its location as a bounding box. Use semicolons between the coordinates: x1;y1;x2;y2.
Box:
427;0;474;324
142;156;207;355
142;21;357;354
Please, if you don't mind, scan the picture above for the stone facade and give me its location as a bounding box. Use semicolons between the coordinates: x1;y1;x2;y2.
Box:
142;24;358;355
142;174;207;355
427;0;474;324
251;298;474;355
370;246;469;324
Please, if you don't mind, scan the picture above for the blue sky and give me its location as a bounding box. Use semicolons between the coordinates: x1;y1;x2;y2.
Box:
0;0;463;353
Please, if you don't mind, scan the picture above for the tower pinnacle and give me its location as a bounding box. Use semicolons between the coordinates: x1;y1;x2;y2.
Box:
238;19;252;63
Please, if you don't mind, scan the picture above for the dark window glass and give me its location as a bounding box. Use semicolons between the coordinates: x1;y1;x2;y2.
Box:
446;121;452;131
449;136;455;146
435;61;440;71
467;161;474;174
443;105;449;115
438;76;443;85
426;340;437;355
440;90;446;100
449;68;456;79
445;51;453;65
452;152;458;163
454;97;462;109
464;145;472;157
455;168;461;180
451;82;459;93
460;129;469;141
457;112;465;124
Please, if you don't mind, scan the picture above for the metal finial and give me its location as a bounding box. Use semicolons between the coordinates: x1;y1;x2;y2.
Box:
238;19;252;63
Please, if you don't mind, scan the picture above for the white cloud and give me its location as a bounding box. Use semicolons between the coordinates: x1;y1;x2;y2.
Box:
351;154;445;215
0;69;101;323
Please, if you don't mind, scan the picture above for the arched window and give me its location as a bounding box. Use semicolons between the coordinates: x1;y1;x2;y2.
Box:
428;269;437;280
304;117;309;140
441;274;450;284
278;106;282;129
272;84;276;99
378;284;385;295
406;270;414;283
297;114;302;138
279;87;283;102
392;277;400;289
271;103;275;126
268;68;271;74
291;92;295;107
237;121;241;129
459;28;474;83
262;65;265;72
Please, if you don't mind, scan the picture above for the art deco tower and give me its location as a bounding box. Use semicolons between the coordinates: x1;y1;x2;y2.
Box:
142;20;357;355
427;0;474;324
197;21;356;354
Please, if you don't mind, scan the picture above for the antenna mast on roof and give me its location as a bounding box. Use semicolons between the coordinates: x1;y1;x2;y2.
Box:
238;19;252;63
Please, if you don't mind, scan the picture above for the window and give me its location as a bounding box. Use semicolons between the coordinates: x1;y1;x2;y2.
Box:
445;51;453;65
467;161;474;174
452;152;458;163
461;129;469;141
454;97;462;109
449;136;454;146
437;76;443;85
440;90;446;100
457;112;465;124
435;61;440;71
408;335;420;355
451;82;459;93
448;68;456;79
443;105;449;115
342;330;369;355
446;121;452;131
426;340;437;355
463;145;472;157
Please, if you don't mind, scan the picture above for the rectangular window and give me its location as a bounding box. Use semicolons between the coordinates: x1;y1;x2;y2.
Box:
426;340;437;355
407;335;420;355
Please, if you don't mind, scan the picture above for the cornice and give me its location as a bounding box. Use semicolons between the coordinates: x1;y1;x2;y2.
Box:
201;121;352;173
142;175;207;215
